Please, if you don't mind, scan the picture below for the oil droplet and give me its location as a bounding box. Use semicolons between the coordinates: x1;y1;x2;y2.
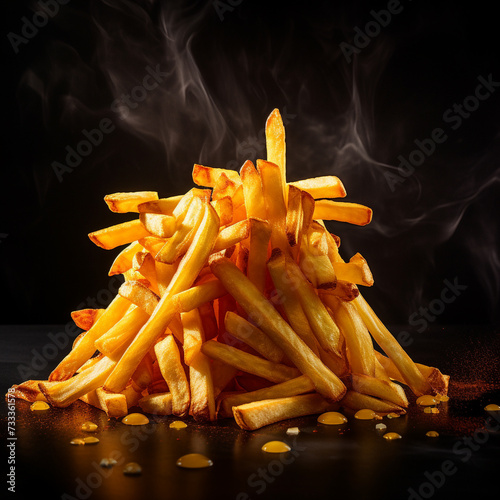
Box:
169;420;187;429
30;401;49;411
317;411;348;425
436;394;450;402
286;427;300;435
424;407;440;414
416;395;438;406
484;403;500;411
261;441;291;453
426;431;439;438
82;436;99;445
354;409;376;420
176;453;213;469
375;423;387;432
100;458;117;468
383;432;402;441
70;438;85;446
123;462;142;475
122;413;149;425
386;412;400;419
81;421;98;432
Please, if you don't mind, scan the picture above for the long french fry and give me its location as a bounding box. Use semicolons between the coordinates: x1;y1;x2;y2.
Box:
265;108;286;201
138;195;183;215
138;392;173;415
246;218;271;295
139;213;176;238
212;219;250;253
351;373;408;408
233;394;338;431
104;191;158;213
288;176;346;199
118;280;160;315
89;219;151;250
103;203;219;393
210;256;346;402
192;164;241;187
341;390;405;415
108;241;143;276
240;160;267;220
313;200;372;226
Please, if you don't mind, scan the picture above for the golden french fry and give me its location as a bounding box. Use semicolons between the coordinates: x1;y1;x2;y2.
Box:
288;176;346;199
192;164;241;187
131;252;159;294
341;390;405;415
138;392;173;415
351;373;408;408
138;195;183;215
211;197;233;226
154;334;190;417
201;340;299;383
89;219;151;250
224;311;285;364
139;213;176;238
318;281;360;301
331;253;374;287
265;109;286;200
118;281;160;316
210;256;346;402
70;308;105;331
218;375;315;418
104;191;158;213
233;394;338;431
313;200;372;226
240;160;267;220
285;185;303;257
212;219;250;253
109;241;143;276
9;380;53;402
246;218;272;295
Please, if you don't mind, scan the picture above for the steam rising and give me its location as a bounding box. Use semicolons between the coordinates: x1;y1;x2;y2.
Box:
18;0;500;323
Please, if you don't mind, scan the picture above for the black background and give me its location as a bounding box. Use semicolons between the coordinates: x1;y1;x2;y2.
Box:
2;0;500;327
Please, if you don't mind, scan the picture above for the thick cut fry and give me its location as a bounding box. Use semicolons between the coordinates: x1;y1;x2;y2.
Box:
154;335;190;417
285;185;303;256
9;380;54;402
212;219;250;253
240;160;267;220
49;295;131;381
331;253;374;287
95;305;150;356
118;281;160;316
139;213;176;238
131;252;159;294
71;308;105;331
210;256;346;402
351;374;408;408
325;296;376;377
104;191;158;213
104;203;219;393
218;375;315;418
131;353;154;392
265;109;286;200
299;235;337;289
224;311;285;364
313;200;372;226
212;173;243;202
109;241;143;276
155;260;177;297
211;197;233;226
354;294;431;396
288;176;346;199
192;164;241;187
341;390;405;415
246;218;272;295
233;394;338;431
89;219;151;250
176;279;227;313
138;195;183;215
282;253;342;357
258;160;290;254
138;392;173;415
318;281;360;302
201;340;300;383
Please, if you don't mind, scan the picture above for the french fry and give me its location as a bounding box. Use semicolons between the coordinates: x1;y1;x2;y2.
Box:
265;108;286;201
49;295;131;381
224;311;285;364
211;197;233;226
285;185;303;257
139;213;176;238
138;195;183;215
218;375;315;418
118;280;160;316
354;294;431;396
240;160;267;220
210;256;346;402
109;241;143;276
89;219;151;250
212;219;250;253
341;390;406;415
233;394;338;431
318;281;360;302
313;200;372;226
192;164;241;187
131;252;159;294
331;253;374;287
351;373;408;408
104;191;159;213
71;308;105;331
103;203;219;393
246;218;272;295
138;392;173;415
201;340;300;383
154;334;190;417
288;176;346;199
9;380;54;402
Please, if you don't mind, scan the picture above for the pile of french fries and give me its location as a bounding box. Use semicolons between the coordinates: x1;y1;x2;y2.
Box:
10;110;449;431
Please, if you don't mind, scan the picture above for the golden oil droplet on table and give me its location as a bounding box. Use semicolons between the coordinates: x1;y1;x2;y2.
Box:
169;420;187;429
386;412;400;419
354;409;376;420
176;454;213;469
416;395;438;406
424;407;440;414
70;438;86;446
383;432;402;441
484;403;500;411
317;411;348;425
81;421;98;432
82;436;99;444
123;462;142;475
30;401;49;411
426;431;439;438
122;413;149;425
261;441;291;453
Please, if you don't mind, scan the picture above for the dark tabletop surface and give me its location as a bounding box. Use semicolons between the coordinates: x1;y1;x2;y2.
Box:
1;324;500;500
